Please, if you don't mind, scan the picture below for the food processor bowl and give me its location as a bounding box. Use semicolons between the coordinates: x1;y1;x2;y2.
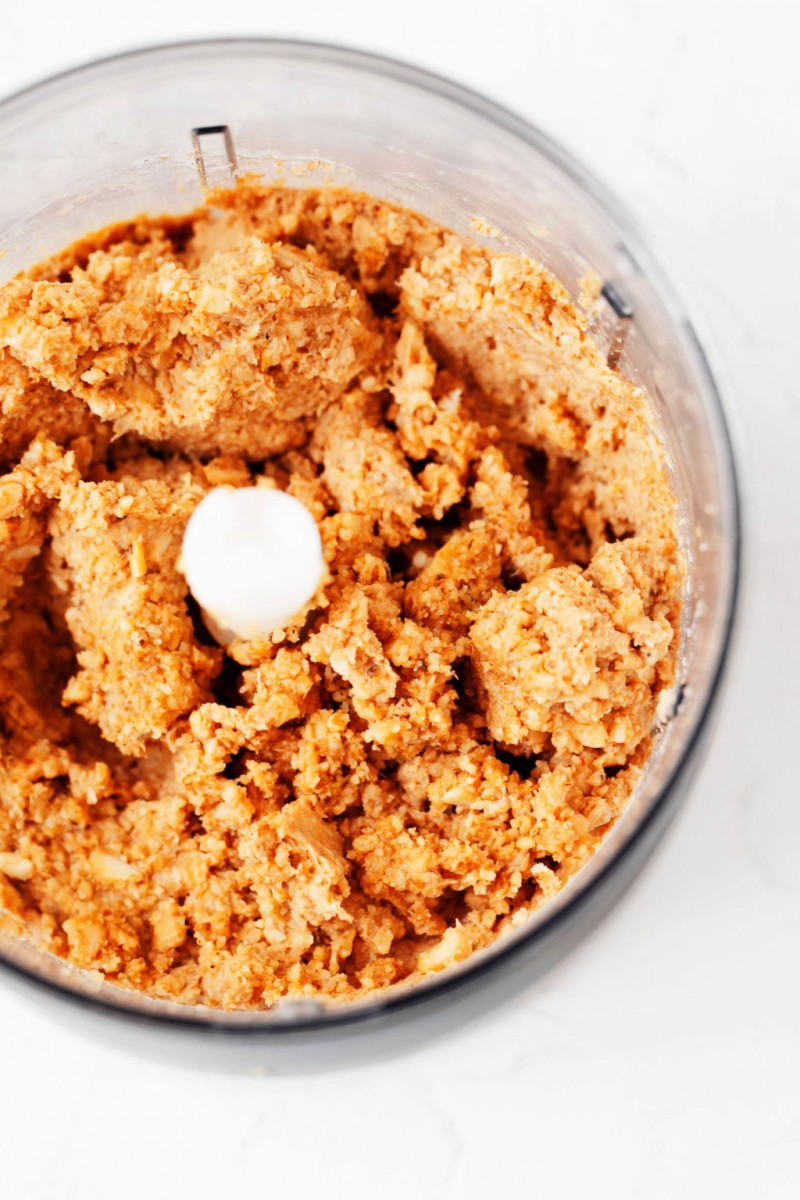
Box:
0;40;740;1040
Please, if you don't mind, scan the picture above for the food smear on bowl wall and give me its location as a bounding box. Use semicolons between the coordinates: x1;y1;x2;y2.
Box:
0;181;680;1010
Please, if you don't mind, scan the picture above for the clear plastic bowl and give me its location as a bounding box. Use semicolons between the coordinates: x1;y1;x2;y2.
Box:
0;39;740;1038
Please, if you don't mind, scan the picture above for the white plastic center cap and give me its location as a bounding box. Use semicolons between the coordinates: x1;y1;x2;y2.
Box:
180;486;324;643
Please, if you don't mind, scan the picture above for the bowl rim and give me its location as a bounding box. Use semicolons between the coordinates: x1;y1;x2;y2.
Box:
0;35;743;1033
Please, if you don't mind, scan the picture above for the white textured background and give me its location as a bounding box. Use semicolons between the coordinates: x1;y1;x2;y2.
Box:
1;2;798;1196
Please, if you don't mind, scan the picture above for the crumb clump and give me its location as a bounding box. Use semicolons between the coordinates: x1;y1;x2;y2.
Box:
0;182;680;1008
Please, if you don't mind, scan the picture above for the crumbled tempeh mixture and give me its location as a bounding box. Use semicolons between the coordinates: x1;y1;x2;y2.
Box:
0;182;680;1008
